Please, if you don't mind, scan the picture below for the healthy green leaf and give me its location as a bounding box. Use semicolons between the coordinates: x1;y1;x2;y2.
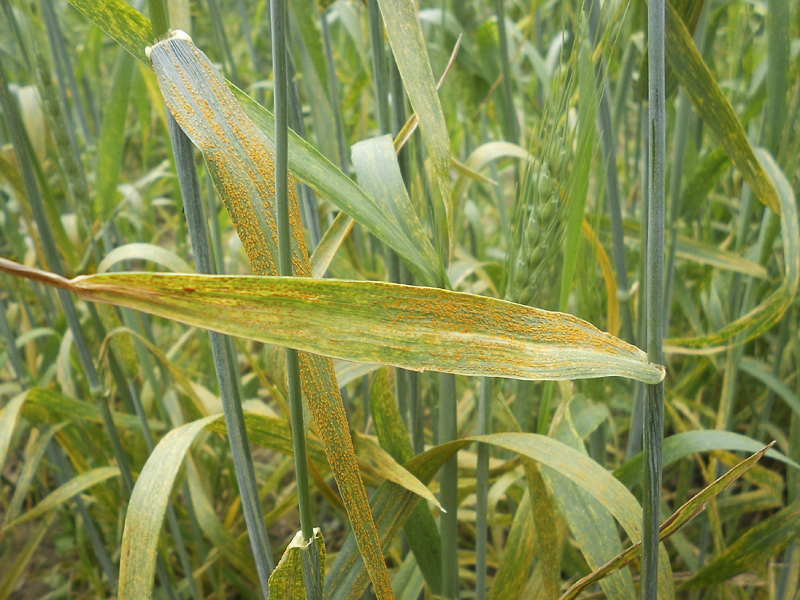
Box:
352;135;442;282
614;431;799;488
310;211;354;279
96;50;135;221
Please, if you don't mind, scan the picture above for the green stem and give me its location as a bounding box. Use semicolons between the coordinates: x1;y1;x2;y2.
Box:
495;0;519;144
475;377;493;600
321;8;349;176
587;0;636;345
169;113;275;595
439;372;458;598
369;0;391;135
271;0;314;546
146;0;170;40
643;0;666;597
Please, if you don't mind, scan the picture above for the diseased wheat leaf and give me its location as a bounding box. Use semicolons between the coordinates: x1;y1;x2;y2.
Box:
0;262;666;384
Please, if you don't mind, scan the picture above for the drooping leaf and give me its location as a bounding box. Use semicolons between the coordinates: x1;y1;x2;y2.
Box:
116;410;437;599
683;502;800;589
544;400;636;600
0;263;667;384
119;415;219;600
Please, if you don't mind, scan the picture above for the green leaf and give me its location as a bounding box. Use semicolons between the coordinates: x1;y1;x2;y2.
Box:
48;270;665;384
22;386;165;432
352;432;441;511
184;457;259;581
664;151;799;352
290;3;338;167
563;444;774;599
679;148;731;219
452;141;529;223
488;489;536;600
560;42;598;312
98;243;193;274
664;1;780;213
310;212;354;279
739;356;800;418
0;392;28;472
545;400;636;600
2;467;120;532
682;500;800;589
351;135;442;283
369;369;442;594
612;217;768;279
376;0;452;262
96;49;135;221
614;431;799;488
4;423;67;527
119;415;219;600
327;432;674;600
268;528;326;600
521;460;561;600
